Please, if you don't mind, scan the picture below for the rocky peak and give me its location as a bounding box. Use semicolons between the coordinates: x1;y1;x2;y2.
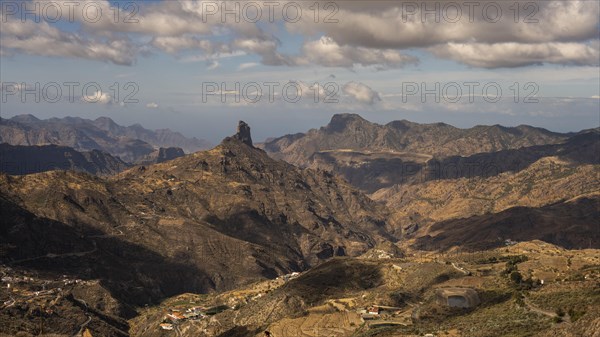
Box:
156;147;185;163
9;114;40;124
326;114;369;133
93;116;120;132
232;120;253;147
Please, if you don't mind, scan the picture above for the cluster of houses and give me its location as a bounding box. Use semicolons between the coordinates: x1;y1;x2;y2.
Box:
2;274;88;289
276;271;301;282
2;275;35;284
0;271;85;312
158;272;305;331
160;305;231;330
356;305;403;320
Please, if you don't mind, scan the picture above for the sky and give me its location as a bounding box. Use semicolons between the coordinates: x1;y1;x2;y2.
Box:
1;0;599;143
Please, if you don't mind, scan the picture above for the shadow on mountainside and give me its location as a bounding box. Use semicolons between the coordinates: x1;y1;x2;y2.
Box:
411;196;600;252
425;131;600;182
0;193;211;313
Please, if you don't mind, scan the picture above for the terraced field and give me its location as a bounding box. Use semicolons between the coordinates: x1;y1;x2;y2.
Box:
269;310;362;337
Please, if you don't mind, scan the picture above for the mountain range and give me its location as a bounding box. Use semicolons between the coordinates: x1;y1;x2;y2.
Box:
0;115;212;163
0;122;393;333
1;115;598;337
262;114;599;252
262;114;596;193
262;113;569;165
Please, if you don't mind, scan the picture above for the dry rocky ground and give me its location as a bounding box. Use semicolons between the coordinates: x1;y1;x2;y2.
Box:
127;241;600;337
1;117;598;337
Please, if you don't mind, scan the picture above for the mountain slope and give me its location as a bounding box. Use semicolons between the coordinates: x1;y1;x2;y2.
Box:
0;143;130;176
92;117;212;153
0;115;212;163
373;156;599;226
267;116;596;193
0;116;155;163
262;114;568;167
410;196;600;251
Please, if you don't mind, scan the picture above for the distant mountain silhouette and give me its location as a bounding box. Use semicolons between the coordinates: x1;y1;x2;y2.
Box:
91;116;212;153
261;114;593;192
0;115;212;163
262;113;568;166
0;143;129;176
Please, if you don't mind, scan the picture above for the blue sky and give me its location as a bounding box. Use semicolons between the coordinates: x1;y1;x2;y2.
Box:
1;0;599;142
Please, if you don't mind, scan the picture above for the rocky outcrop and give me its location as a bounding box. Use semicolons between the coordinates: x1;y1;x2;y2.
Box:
233;121;253;147
156;147;185;163
134;147;186;165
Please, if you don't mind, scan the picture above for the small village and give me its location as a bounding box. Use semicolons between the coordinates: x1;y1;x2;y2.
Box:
159;305;230;330
356;305;404;320
1;266;92;310
159;271;303;330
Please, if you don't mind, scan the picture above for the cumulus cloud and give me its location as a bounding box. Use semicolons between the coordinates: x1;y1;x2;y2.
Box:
431;42;600;68
29;0;218;36
342;82;381;105
296;36;418;69
0;19;137;65
287;1;599;48
285;1;599;68
151;36;216;54
232;38;291;66
2;0;598;69
81;91;111;104
238;62;259;70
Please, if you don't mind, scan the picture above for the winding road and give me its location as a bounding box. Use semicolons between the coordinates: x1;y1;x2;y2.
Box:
72;297;91;337
451;262;470;275
522;297;558;319
74;315;92;337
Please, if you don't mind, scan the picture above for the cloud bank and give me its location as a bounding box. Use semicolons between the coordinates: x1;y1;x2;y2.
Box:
0;0;598;69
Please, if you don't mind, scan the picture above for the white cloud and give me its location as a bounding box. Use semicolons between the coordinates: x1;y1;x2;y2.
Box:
232;38;291;66
287;1;599;49
238;62;259;71
151;36;216;54
81;91;111;104
0;19;137;65
2;1;598;69
431;42;600;68
146;102;159;109
342;82;381;105
207;60;220;70
295;36;418;69
180;50;246;63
